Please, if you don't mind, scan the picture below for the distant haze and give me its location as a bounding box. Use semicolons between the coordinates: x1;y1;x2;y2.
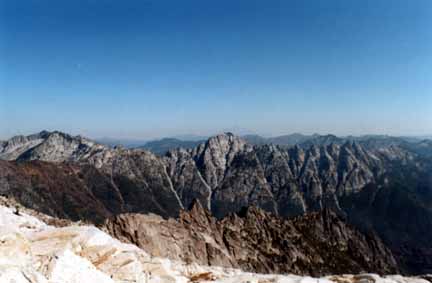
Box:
1;0;431;139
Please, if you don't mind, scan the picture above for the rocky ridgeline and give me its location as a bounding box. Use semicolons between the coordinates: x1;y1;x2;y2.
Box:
105;200;398;276
0;131;105;163
0;131;431;273
0;131;415;218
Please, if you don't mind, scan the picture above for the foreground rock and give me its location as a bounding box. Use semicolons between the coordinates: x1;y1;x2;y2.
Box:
105;201;398;276
0;200;429;283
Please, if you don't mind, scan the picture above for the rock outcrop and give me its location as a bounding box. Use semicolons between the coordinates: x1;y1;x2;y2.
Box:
105;201;399;276
2;199;427;283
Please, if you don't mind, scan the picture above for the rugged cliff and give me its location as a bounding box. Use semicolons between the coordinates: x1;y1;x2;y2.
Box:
105;201;399;276
0;197;428;283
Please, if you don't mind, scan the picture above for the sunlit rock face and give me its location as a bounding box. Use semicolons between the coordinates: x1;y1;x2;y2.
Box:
105;201;399;276
0;200;430;283
0;131;418;220
0;131;396;218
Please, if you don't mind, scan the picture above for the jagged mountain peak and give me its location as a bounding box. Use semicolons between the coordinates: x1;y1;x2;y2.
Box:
106;203;399;276
0;131;50;160
0;130;108;162
205;132;247;147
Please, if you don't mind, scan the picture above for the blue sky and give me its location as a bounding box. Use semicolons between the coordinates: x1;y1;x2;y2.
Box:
1;0;431;139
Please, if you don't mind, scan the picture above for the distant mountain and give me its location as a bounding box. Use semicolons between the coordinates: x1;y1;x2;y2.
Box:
171;134;208;141
270;133;320;146
96;137;148;148
1;130;432;273
243;133;346;147
140;138;204;155
241;134;268;145
243;133;314;146
403;139;432;158
96;132;432;155
221;126;257;136
244;133;432;151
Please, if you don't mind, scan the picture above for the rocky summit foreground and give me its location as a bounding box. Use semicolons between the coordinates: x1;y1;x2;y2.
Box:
105;200;398;276
0;197;430;283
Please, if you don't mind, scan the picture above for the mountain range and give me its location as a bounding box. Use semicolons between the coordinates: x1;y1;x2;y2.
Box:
113;132;432;156
140;138;204;155
1;130;432;274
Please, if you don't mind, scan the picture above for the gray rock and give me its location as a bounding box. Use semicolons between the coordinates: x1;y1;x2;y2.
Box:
1;130;432;274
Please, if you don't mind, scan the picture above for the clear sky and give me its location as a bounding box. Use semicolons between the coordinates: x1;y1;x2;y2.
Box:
1;0;431;139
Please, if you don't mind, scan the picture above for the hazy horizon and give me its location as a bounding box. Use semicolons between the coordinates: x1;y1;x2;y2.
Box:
1;0;431;139
1;127;432;142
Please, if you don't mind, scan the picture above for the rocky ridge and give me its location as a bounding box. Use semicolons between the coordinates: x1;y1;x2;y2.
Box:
1;131;431;273
3;198;430;283
105;200;399;276
1;131;414;219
